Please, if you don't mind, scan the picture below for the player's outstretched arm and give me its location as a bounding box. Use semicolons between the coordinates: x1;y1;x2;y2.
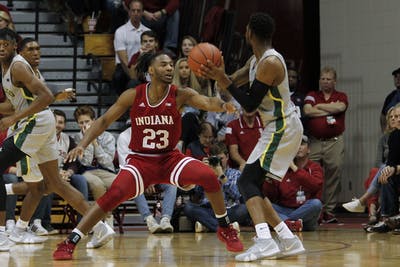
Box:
177;87;235;113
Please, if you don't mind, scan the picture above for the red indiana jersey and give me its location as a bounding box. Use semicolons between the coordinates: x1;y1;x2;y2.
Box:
129;83;182;154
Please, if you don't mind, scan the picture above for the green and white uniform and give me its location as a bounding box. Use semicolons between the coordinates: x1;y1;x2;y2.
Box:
2;54;57;182
247;49;303;180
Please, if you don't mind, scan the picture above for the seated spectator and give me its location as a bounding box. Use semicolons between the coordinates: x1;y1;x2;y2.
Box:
225;107;263;171
342;106;397;224
184;142;250;232
112;0;150;94
139;0;180;56
0;4;15;31
365;103;400;233
172;57;204;115
206;97;240;141
126;30;159;89
262;135;323;231
30;110;89;235
117;127;176;233
73;106;116;201
185;121;215;160
179;35;197;58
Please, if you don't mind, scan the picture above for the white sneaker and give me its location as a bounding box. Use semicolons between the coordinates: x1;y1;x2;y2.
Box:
159;217;174;233
0;232;14;251
146;216;162;234
235;237;281;262
195;221;209;233
9;228;47;244
278;235;305;257
6;220;15;235
30;219;48;236
86;221;115;249
343;198;365;213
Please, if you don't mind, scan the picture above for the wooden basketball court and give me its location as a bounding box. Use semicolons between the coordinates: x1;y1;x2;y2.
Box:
1;228;399;267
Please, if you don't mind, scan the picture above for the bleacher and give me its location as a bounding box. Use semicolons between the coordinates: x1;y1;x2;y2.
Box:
3;0;139;232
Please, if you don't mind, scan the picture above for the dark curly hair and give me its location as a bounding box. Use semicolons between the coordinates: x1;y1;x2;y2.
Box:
248;13;275;41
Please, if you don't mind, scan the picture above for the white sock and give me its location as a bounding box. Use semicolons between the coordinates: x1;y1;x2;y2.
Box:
255;223;272;239
5;184;14;195
16;219;29;230
215;211;228;218
72;228;85;238
274;221;294;239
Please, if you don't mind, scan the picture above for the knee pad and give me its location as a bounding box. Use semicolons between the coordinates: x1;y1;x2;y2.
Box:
238;160;266;202
97;185;127;212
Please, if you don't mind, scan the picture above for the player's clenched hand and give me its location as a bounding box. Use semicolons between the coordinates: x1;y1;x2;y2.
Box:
66;146;85;163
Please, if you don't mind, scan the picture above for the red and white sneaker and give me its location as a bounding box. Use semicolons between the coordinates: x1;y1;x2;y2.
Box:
53;239;76;260
284;219;303;232
217;225;244;252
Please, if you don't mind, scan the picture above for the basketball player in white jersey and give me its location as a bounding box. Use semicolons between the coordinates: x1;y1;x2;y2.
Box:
200;12;305;261
0;28;112;251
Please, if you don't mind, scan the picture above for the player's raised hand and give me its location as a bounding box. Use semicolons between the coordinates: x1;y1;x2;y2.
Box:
66;146;85;163
198;57;226;81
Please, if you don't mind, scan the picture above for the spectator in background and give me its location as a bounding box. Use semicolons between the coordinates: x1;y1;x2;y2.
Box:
185;121;215;160
288;67;306;127
117;127;176;233
262;135;323;231
380;67;400;132
0;4;15;31
184;142;250;232
73;106;116;202
179;35;197;58
303;66;348;223
172;57;205;116
225;107;263;171
126;30;159;88
112;0;150;94
342;106;397;225
365;103;400;233
139;0;180;56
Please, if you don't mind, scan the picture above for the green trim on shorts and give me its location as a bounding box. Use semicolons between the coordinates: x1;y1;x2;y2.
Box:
260;130;284;171
260;86;286;171
14;115;36;149
20;156;29;176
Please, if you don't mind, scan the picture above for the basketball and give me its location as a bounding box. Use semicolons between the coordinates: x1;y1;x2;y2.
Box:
187;42;222;75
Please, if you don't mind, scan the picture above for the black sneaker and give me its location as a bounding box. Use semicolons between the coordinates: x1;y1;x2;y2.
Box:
386;214;400;230
364;221;390;233
323;212;338;223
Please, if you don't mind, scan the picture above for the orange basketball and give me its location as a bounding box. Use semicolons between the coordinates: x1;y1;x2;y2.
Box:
187;42;222;75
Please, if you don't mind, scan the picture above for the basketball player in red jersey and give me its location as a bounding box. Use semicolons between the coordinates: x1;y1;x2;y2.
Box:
53;52;243;260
